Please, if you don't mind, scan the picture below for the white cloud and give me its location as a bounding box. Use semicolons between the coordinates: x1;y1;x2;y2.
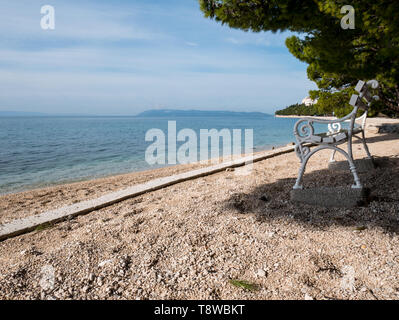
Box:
226;36;273;47
0;69;316;115
225;32;288;47
0;0;166;42
0;43;296;74
0;1;315;115
226;37;240;45
185;42;199;47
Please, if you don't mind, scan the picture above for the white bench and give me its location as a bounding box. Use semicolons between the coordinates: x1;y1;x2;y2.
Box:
293;80;379;190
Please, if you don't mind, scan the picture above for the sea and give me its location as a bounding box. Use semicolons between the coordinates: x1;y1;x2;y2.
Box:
0;116;302;195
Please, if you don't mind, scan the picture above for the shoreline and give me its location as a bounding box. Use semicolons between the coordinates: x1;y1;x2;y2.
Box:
275;115;336;120
275;115;399;122
4;116;394;197
0;145;298;241
0;116;397;225
0;142;289;198
0;116;295;197
0;144;293;225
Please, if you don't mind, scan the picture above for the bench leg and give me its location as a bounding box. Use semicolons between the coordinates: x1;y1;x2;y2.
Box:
347;137;362;188
293;160;307;190
293;145;362;190
347;158;362;188
329;150;337;163
361;130;373;160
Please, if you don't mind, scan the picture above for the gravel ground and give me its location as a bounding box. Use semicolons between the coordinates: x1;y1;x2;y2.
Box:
0;161;212;225
0;121;399;300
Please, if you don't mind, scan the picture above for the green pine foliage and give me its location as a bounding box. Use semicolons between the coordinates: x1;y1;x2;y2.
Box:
275;103;321;116
200;0;399;117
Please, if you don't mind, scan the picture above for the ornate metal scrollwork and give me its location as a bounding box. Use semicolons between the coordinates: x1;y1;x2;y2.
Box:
366;80;379;90
294;119;315;161
294;119;314;140
328;122;341;134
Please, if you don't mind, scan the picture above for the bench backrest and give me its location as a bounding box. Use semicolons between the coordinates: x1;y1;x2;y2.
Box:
349;80;379;111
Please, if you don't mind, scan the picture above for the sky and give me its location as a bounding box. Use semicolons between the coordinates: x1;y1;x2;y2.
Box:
0;0;317;115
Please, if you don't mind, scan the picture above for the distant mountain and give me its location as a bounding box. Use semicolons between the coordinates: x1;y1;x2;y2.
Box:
136;109;272;118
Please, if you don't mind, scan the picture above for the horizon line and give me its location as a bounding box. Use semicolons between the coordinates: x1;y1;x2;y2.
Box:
0;109;275;117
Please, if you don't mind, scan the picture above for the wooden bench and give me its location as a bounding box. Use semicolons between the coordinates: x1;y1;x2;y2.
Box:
292;80;379;190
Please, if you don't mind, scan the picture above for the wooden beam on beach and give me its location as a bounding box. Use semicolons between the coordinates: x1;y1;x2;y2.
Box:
0;145;298;242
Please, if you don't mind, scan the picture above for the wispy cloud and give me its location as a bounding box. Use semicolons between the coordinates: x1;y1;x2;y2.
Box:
0;0;168;44
226;33;287;47
226;37;240;45
0;69;313;115
185;42;199;47
0;0;315;115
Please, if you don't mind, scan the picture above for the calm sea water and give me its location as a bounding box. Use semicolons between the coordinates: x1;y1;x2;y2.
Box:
0;116;300;195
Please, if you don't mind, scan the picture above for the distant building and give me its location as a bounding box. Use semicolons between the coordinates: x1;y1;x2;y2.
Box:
301;96;318;106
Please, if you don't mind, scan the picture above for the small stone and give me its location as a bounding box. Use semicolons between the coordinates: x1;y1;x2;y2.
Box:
354;226;367;232
106;287;113;294
304;294;314;300
256;269;267;277
98;259;113;267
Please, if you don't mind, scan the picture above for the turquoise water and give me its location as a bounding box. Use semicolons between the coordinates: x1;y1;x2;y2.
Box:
0;116;300;195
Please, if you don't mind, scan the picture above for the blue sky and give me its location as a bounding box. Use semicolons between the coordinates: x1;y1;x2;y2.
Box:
0;0;316;115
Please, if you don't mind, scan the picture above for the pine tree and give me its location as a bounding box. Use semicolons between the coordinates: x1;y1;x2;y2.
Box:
200;0;399;116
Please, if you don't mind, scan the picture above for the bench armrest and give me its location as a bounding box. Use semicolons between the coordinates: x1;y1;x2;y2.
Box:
294;111;356;140
295;111;356;126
